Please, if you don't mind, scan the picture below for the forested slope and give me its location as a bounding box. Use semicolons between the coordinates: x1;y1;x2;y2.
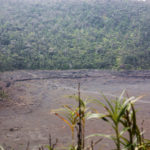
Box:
0;0;150;71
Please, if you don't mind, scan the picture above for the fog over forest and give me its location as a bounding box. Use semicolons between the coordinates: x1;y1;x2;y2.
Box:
0;0;150;71
1;1;150;150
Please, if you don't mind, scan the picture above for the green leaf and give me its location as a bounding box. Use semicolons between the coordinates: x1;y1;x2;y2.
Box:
102;94;115;113
0;146;4;150
87;113;109;120
86;133;115;141
118;90;126;102
120;127;130;136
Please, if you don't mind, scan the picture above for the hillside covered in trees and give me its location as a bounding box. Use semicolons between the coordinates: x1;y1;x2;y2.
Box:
0;0;150;71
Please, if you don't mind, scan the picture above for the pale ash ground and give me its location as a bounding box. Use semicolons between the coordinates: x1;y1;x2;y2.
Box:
0;70;150;150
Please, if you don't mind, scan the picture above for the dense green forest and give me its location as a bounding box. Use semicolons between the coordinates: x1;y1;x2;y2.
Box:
0;0;150;71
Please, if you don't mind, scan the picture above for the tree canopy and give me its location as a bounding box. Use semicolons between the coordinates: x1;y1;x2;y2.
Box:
0;0;150;71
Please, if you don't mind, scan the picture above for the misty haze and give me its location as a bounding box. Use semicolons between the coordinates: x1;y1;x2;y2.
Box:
0;0;150;150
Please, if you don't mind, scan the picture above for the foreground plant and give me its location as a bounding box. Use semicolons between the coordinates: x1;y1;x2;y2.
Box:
0;145;4;150
0;89;8;101
2;87;150;150
52;104;79;147
51;84;92;150
88;91;150;150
